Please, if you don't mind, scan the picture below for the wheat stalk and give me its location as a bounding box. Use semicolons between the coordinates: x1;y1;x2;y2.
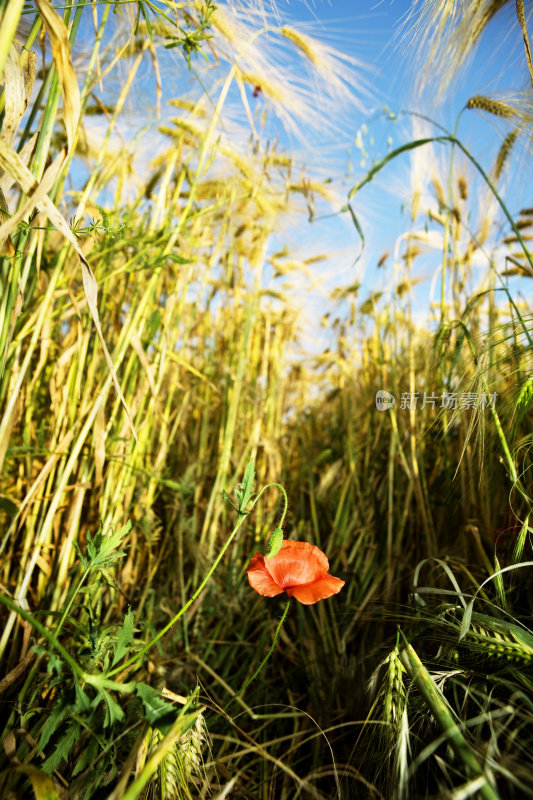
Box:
466;95;515;117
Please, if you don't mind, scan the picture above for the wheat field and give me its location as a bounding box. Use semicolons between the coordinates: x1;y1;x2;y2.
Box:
0;1;531;798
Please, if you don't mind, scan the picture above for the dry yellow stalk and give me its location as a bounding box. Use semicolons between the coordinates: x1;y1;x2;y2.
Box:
494;129;518;179
457;176;468;200
35;0;80;152
238;71;285;104
280;26;320;66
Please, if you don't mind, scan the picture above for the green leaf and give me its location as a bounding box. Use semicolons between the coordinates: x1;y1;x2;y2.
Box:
400;642;499;800
83;676;135;728
493;553;507;610
235;459;255;513
74;680;91;712
348;137;437;199
166;253;194;264
32;645;63;679
512;515;530;563
99;689;125;727
42;723;81;774
136;683;177;733
473;611;533;651
344;202;365;255
111;607;135;667
78;520;131;572
39;703;69;751
510;625;533;653
222;489;239;513
71;735;99;777
459;600;474;642
138;1;153;38
0;495;18;516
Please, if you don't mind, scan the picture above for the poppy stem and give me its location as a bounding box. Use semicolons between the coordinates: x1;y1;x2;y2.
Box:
251;482;289;529
224;599;291;713
106;510;250;678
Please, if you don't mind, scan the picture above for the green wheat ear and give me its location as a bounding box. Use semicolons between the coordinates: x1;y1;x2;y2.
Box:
265;528;284;559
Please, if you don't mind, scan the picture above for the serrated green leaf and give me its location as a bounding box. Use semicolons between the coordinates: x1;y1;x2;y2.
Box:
98;568;124;595
112;607;135;666
95;520;131;567
82;520;132;572
46;650;63;677
72;735;99;777
100;689;125;727
42;723;81;774
39;703;69;751
74;680;91;712
33;645;63;679
136;683;177;733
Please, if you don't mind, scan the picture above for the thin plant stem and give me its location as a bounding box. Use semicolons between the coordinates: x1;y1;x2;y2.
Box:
0;0;25;79
252;482;289;529
106;509;251;678
54;568;91;640
224;599;291;713
0;592;83;678
349;131;533;276
109;480;288;678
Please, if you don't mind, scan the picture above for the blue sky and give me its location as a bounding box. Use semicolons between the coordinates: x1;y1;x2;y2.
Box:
261;0;532;331
75;0;531;336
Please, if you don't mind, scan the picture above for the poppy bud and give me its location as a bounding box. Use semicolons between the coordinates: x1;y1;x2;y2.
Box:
265;528;283;559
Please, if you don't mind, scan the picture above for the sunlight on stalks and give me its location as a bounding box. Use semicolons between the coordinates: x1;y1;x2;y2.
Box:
0;1;532;798
404;1;518;97
208;2;367;139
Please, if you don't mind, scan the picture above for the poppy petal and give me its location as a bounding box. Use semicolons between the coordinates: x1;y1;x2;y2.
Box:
265;540;329;588
286;575;345;605
246;553;284;597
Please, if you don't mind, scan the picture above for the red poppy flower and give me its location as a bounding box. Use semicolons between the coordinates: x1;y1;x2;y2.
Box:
246;540;345;605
